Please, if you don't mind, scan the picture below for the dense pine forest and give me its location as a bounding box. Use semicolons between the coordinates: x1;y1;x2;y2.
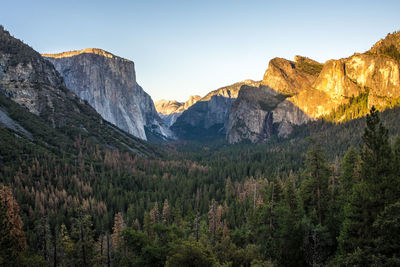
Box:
1;102;400;266
1;22;400;267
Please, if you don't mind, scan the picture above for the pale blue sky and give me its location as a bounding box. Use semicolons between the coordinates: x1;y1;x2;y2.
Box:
1;0;399;102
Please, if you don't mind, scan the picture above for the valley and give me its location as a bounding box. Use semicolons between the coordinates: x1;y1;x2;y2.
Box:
0;22;400;267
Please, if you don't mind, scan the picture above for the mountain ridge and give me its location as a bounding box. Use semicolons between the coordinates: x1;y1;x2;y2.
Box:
226;31;400;143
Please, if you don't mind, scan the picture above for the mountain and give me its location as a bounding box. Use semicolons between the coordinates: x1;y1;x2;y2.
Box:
0;26;154;156
155;95;201;126
227;32;400;143
42;48;172;141
227;85;310;143
171;80;261;139
261;56;323;95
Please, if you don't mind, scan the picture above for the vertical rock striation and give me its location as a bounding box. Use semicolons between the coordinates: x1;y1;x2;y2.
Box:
227;31;400;143
43;49;172;140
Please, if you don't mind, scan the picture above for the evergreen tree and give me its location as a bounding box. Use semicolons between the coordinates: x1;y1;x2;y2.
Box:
339;146;360;203
337;107;399;264
301;143;332;225
0;185;26;264
112;212;125;252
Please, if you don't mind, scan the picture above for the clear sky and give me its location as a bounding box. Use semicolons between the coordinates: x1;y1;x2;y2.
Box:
1;0;399;102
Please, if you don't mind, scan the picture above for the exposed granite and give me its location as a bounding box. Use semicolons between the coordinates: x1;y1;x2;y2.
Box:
43;49;172;140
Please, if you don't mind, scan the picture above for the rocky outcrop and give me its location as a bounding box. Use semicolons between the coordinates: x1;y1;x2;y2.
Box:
202;79;260;100
226;57;320;143
43;48;172;141
0;26;88;127
227;32;400;143
289;53;400;118
171;95;235;138
261;56;322;95
171;80;261;139
0;26;155;157
155;95;201;127
0;108;33;140
227;85;310;143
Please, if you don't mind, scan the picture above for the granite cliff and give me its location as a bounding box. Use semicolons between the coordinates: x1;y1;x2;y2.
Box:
0;26;153;155
43;49;172;141
227;85;310;143
171;80;260;139
227;32;400;143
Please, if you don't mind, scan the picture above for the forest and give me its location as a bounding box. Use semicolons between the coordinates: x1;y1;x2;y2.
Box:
1;98;400;267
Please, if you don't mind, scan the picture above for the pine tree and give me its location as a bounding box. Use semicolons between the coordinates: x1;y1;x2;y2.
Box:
339;146;360;202
338;107;399;264
301;143;332;225
162;199;171;225
112;212;125;251
361;107;396;209
208;199;222;245
70;209;95;266
0;185;26;264
150;202;160;224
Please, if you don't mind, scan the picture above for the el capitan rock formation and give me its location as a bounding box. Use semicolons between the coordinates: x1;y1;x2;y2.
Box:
43;49;172;141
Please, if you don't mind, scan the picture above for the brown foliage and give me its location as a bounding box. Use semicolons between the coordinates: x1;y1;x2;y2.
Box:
0;185;26;252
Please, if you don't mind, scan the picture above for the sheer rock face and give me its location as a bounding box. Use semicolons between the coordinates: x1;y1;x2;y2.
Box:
226;57;319;144
261;56;322;95
226;85;310;143
290;53;400;118
43;49;172;140
171;95;235;138
171;80;261;139
155;95;201;127
227;33;400;143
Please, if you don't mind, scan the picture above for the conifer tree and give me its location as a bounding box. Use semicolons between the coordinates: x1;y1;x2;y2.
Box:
112;212;125;251
301;143;331;225
339;146;360;202
0;185;26;264
162;199;170;225
338;107;399;264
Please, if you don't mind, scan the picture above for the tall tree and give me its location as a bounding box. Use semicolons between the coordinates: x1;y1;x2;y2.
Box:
0;185;26;264
339;146;360;203
338;107;399;264
162;199;171;225
112;212;125;251
301;142;332;225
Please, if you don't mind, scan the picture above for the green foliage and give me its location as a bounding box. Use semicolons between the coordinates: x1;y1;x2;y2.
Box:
166;239;218;267
323;92;369;122
295;60;323;76
1;77;400;267
337;107;400;264
339;146;359;199
301;143;331;225
382;44;400;62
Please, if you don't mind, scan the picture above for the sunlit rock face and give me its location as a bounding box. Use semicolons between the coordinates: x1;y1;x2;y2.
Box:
227;32;400;143
289;53;400;118
155;95;201;127
44;49;173;140
170;80;261;139
261;56;322;95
